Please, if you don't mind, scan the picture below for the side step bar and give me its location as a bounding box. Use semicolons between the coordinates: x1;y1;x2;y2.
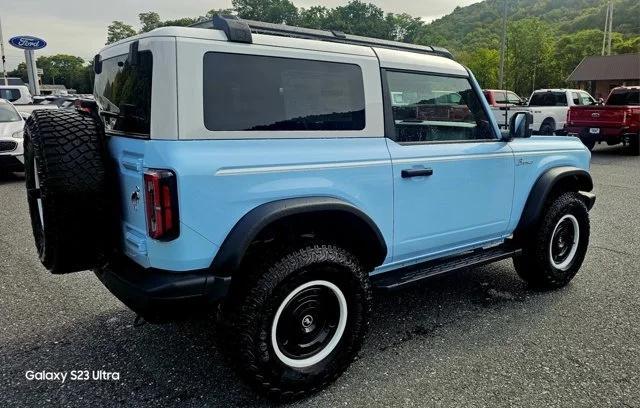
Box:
371;246;522;290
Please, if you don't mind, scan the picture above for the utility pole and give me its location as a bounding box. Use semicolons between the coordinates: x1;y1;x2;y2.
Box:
0;17;8;85
607;1;613;55
498;0;508;89
602;1;613;56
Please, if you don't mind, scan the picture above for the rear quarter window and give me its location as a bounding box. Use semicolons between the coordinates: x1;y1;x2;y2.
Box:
202;53;365;131
607;89;640;106
93;51;153;136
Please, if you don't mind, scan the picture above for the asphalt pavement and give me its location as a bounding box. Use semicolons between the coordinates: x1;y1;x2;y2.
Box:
1;144;639;407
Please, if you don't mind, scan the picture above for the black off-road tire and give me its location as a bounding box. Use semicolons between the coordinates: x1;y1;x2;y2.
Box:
514;192;590;289
24;109;109;274
629;133;640;156
221;244;371;400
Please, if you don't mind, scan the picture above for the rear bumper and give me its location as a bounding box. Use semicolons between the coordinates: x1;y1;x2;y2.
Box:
566;126;633;143
94;257;231;322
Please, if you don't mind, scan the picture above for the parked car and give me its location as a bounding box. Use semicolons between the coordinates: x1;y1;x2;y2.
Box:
0;99;25;173
566;86;640;155
483;89;526;130
527;89;597;135
22;17;596;399
0;85;33;105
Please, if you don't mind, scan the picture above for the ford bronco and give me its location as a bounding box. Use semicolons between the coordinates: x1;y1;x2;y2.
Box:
23;17;596;399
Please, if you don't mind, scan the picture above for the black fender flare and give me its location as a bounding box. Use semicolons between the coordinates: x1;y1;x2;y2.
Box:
516;166;593;234
210;197;388;276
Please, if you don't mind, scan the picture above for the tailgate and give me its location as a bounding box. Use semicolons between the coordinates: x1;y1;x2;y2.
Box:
569;106;625;127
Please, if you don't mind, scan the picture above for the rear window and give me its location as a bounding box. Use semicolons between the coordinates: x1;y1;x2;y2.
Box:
529;92;567;107
94;51;153;135
203;53;365;131
607;89;640;106
0;88;21;102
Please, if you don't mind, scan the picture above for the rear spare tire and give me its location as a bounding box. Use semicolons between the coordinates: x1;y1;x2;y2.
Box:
24;109;109;274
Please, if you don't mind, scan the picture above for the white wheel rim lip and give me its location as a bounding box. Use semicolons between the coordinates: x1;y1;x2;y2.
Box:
33;158;44;229
271;280;348;369
549;214;580;271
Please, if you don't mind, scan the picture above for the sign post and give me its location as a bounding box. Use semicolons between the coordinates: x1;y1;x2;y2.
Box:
0;18;7;85
8;35;47;96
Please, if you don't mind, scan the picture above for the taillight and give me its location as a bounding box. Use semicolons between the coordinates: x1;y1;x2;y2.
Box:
566;109;571;125
144;169;179;241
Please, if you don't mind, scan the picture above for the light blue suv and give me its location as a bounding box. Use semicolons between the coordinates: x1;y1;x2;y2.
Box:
23;17;595;399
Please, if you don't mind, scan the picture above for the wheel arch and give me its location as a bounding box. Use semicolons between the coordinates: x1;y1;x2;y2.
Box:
515;166;593;235
210;197;388;276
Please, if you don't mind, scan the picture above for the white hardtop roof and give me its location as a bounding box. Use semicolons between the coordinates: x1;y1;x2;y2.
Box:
99;26;467;76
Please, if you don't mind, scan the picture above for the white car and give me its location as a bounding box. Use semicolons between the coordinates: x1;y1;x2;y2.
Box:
527;89;596;135
0;85;33;105
0;99;25;173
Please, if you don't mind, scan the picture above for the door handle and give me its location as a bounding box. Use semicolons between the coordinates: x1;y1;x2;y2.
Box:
401;168;433;178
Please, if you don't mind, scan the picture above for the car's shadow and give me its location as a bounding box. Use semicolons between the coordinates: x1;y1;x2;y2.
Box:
0;171;25;185
591;144;634;158
3;262;559;407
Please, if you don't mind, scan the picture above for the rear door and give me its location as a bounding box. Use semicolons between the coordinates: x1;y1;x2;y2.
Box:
382;69;514;262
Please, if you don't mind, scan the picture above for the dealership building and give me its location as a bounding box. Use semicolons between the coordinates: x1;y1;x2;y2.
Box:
568;53;640;99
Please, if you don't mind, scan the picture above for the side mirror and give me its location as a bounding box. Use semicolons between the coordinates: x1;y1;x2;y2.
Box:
505;111;533;140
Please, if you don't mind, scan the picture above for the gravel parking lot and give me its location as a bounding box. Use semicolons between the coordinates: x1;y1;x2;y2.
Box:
1;144;639;407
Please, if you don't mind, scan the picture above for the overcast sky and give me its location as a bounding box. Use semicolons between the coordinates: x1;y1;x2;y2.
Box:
1;0;481;70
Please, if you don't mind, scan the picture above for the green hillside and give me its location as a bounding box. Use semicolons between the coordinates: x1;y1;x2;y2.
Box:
419;0;639;52
415;0;639;95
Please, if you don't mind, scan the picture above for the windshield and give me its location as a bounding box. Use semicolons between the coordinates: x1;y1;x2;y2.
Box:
94;51;153;135
0;104;22;122
607;89;640;106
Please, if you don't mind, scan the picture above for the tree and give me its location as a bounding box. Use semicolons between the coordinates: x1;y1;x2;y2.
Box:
327;0;394;40
139;12;162;33
459;48;500;89
37;55;86;90
505;18;558;96
386;13;424;43
7;63;27;83
232;0;298;24
298;6;330;29
106;21;136;44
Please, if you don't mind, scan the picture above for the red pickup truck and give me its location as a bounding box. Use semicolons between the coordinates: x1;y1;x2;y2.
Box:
566;86;640;155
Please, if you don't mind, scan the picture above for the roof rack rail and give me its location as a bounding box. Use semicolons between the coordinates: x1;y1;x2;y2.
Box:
192;16;453;60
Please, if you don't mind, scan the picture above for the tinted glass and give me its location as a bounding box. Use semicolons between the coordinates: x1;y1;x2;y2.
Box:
203;53;365;131
0;88;20;102
0;103;21;122
607;89;640;106
529;92;567;106
386;71;494;143
94;51;153;135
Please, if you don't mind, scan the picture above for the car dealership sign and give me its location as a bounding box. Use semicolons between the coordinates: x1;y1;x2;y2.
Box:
8;35;47;50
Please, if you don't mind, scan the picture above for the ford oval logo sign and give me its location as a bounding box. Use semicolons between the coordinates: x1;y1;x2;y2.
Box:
8;36;47;50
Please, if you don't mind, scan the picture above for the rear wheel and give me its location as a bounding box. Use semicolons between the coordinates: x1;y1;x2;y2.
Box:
222;244;371;400
514;192;590;289
539;120;555;136
24;109;110;274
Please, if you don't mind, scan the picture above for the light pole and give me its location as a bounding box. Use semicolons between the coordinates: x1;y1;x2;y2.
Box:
0;17;8;85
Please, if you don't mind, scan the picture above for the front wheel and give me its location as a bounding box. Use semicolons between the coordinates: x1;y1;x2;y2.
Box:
514;192;590;289
222;244;371;400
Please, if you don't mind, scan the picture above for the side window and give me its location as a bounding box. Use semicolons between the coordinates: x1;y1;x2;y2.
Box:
203;53;365;131
0;88;20;102
579;92;595;105
385;71;494;143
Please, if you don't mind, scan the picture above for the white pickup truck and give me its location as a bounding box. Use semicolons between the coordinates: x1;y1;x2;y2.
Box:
526;89;597;135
